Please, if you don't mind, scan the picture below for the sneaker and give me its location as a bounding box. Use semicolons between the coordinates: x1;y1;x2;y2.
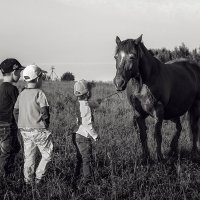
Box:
35;178;46;187
24;178;34;186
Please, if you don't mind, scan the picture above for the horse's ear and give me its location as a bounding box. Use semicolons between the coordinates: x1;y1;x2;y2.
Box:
135;34;143;45
116;36;121;46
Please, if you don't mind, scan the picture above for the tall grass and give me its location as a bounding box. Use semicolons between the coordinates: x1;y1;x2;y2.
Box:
1;80;200;200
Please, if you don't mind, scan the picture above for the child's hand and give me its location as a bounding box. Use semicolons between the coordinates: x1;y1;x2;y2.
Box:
94;136;100;142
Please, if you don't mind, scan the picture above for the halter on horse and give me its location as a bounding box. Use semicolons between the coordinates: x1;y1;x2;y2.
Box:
113;35;200;162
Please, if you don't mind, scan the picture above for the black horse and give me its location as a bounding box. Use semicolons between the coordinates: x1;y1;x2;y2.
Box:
113;35;200;162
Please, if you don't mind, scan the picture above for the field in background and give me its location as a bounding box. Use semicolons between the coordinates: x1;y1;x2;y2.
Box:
3;80;200;199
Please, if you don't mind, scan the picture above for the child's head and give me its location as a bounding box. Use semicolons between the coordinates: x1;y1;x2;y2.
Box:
74;79;90;100
23;65;47;88
0;58;25;82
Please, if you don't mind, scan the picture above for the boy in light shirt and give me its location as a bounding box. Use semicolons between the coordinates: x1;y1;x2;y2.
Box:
73;79;99;186
14;65;53;185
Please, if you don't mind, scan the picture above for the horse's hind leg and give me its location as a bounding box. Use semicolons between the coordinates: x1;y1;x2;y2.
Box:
188;102;200;160
153;102;165;162
168;117;182;158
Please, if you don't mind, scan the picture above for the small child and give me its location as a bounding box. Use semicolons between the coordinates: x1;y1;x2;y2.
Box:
72;79;99;186
13;65;53;184
0;58;24;178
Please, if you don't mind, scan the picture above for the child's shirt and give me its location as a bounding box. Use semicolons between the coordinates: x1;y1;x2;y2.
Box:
76;100;98;140
0;82;19;125
14;88;50;129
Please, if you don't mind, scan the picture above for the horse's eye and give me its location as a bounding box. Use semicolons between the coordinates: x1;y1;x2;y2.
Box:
129;54;136;60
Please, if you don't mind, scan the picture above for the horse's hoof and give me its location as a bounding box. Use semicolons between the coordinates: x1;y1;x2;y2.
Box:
168;150;178;159
141;157;153;165
166;156;178;166
157;155;165;163
191;152;200;163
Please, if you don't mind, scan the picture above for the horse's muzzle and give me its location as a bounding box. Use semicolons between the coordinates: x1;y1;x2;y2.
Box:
113;76;126;91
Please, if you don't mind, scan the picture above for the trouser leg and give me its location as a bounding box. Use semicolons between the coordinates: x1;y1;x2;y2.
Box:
76;137;92;180
36;132;53;180
0;127;20;176
23;136;37;182
8;128;21;172
72;134;82;179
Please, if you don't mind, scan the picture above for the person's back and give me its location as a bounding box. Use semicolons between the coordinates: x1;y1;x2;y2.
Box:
0;82;19;125
17;88;49;129
14;64;53;185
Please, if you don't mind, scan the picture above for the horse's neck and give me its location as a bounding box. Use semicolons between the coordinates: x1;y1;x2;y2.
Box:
139;44;160;85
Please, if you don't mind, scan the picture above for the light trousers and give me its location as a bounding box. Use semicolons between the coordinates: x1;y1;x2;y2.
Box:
20;128;53;182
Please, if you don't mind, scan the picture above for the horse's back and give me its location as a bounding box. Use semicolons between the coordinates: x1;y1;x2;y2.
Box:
165;58;188;64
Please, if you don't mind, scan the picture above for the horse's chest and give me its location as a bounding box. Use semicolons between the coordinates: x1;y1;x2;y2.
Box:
133;85;156;115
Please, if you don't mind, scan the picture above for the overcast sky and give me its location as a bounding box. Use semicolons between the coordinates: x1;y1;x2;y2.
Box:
0;0;200;81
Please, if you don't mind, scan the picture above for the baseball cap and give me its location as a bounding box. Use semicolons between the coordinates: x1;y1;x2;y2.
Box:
0;58;25;73
23;64;47;82
74;79;89;96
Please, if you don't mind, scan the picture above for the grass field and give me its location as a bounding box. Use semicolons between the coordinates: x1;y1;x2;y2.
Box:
2;80;200;200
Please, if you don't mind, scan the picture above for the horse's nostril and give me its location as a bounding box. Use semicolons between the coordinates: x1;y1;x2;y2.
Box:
115;78;125;89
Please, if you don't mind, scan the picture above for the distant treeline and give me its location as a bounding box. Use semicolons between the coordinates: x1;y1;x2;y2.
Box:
150;43;200;64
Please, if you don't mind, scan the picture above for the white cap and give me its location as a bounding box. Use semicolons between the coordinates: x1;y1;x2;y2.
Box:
74;79;88;96
23;65;47;82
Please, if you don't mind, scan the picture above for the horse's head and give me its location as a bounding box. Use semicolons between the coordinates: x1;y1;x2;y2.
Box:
113;35;143;91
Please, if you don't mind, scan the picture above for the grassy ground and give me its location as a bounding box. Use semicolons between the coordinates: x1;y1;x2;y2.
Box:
1;80;200;200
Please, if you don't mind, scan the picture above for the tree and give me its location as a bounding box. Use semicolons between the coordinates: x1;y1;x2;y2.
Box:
61;72;75;81
150;43;200;64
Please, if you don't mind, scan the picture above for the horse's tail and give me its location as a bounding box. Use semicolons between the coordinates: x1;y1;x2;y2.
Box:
187;109;200;153
181;112;194;145
186;112;192;141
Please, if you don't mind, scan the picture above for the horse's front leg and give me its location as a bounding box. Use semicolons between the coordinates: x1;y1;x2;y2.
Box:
168;117;182;158
134;114;150;163
154;102;164;162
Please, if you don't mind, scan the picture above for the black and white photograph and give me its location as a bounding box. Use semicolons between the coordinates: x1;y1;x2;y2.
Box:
0;0;200;199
